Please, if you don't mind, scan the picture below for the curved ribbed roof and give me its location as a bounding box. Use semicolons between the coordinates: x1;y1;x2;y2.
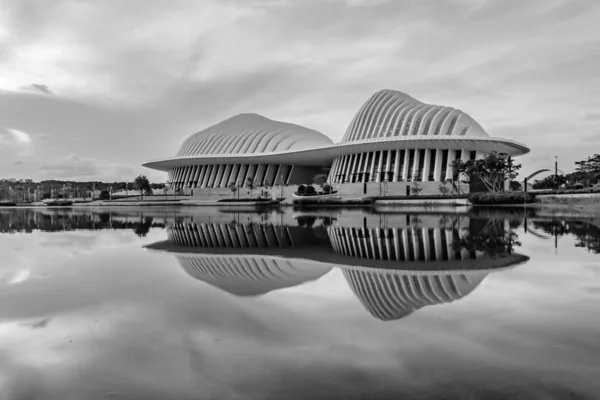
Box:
343;268;487;321
341;89;488;143
177;254;331;296
177;113;333;157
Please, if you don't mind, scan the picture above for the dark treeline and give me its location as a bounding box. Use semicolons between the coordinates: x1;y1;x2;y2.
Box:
0;179;166;199
0;210;165;237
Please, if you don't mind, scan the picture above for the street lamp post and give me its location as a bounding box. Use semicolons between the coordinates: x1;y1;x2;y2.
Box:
555;156;558;190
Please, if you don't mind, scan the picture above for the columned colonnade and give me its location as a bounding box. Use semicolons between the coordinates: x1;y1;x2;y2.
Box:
168;163;294;189
329;148;486;184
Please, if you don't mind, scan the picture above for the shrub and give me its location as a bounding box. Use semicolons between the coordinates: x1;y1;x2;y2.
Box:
297;184;306;194
468;192;535;205
305;185;316;195
322;184;332;193
99;190;110;200
572;183;585;189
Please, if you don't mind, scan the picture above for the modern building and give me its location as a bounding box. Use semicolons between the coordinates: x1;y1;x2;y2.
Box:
142;89;529;193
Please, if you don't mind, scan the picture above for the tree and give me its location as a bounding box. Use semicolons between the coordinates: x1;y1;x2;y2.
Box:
450;152;521;192
134;175;152;200
297;184;306;194
312;173;328;189
437;181;451;196
228;181;238;198
411;181;423;196
305;185;316;195
245;177;257;199
532;175;567;190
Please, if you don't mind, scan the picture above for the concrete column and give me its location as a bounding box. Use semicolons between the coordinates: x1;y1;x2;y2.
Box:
255;164;266;185
349;154;359;183
445;150;456;181
207;165;219;187
354;153;364;183
220;164;233;187
213;165;225;187
197;166;207;187
285;165;294;184
229;164;240;186
422;149;432;182
329;158;338;183
433;149;443;182
273;165;282;186
411;149;420;181
192;166;202;187
384;150;392;181
376;151;383;182
402;150;410;181
342;155;352;183
461;150;470;163
246;164;258;183
277;165;290;185
366;152;375;182
392;149;400;182
264;164;277;186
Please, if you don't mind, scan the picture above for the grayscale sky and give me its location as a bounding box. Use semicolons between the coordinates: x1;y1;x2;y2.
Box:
1;0;599;182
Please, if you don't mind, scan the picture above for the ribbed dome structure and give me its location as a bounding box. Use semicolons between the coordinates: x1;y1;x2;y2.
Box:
177;113;333;157
177;255;331;296
343;268;488;321
341;89;488;143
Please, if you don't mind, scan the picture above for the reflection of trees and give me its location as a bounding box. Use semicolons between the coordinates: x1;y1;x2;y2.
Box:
454;219;520;257
0;210;165;234
134;216;154;237
532;220;600;254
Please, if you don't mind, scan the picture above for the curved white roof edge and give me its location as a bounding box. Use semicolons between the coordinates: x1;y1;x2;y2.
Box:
143;136;530;171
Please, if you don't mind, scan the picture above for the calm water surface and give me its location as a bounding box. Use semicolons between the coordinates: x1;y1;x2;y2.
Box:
1;207;599;400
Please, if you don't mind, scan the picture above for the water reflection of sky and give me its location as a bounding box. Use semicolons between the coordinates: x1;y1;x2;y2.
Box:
1;209;599;399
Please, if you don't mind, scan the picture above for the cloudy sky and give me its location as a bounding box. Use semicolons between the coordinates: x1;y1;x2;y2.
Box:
0;0;599;182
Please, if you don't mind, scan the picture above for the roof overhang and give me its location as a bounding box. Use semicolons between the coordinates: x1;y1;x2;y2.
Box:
143;136;530;172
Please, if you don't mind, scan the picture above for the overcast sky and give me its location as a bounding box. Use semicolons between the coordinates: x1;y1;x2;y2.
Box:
1;0;599;182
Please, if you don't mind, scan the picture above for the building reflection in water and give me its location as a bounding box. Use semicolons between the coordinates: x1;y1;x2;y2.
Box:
147;213;530;321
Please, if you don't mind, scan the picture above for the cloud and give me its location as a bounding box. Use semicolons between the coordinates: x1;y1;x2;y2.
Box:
0;0;599;180
582;112;600;121
21;83;52;94
5;128;32;143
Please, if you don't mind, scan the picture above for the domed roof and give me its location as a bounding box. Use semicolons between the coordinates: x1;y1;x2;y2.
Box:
177;113;333;157
342;268;488;321
341;89;488;143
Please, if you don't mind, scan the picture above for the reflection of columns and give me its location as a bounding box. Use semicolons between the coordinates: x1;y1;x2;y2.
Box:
434;229;443;261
